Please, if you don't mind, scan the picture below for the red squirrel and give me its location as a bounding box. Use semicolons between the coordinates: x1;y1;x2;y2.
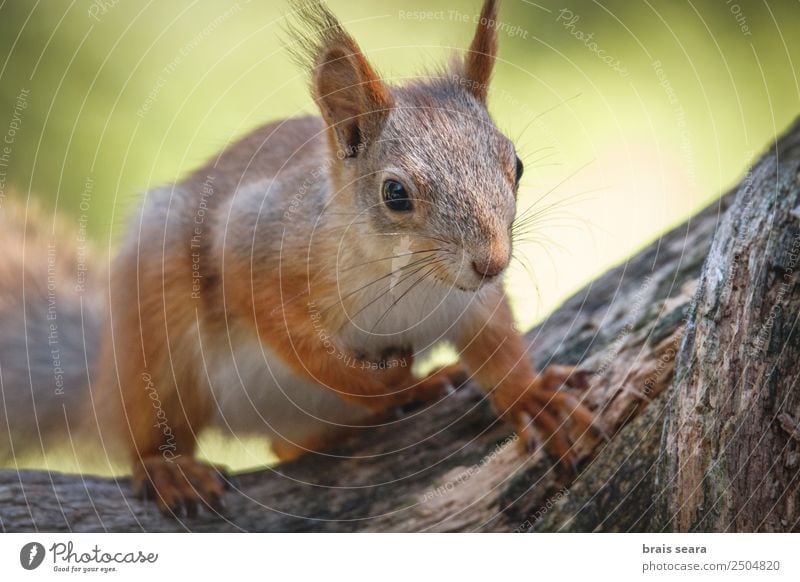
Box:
0;0;596;516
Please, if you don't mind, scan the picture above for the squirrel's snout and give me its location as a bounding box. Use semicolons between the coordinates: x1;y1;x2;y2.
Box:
471;252;509;280
470;235;511;280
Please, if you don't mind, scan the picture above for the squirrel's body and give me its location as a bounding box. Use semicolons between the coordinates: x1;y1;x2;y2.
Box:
1;0;597;515
99;115;372;455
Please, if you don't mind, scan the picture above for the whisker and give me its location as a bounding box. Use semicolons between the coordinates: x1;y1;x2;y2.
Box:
513;233;569;254
364;232;452;246
511;254;543;306
317;255;441;318
341;258;446;332
318;221;372;233
528;238;563;283
333;248;443;274
321;212;368;216
512;160;596;226
512;200;609;240
525;150;559;168
511;92;582;144
523;162;563;171
513;212;587;235
369;263;441;334
512;186;605;233
518;182;607;209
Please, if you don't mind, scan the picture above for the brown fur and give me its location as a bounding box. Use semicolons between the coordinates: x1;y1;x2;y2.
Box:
462;0;499;102
0;1;596;516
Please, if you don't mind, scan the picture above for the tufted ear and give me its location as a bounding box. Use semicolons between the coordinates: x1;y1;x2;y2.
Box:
461;0;499;103
314;43;392;158
289;2;392;158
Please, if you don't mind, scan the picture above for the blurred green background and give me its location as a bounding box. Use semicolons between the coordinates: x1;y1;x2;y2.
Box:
1;0;799;472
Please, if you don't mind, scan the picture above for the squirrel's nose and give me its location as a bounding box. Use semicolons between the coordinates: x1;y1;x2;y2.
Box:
472;256;507;279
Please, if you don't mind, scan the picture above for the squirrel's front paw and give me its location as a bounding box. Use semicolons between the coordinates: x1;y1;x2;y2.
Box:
132;456;232;518
492;365;599;469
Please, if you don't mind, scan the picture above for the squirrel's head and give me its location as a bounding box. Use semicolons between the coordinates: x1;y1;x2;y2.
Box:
294;0;518;292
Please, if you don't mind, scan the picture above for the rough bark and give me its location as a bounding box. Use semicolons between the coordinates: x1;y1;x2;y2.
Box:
658;119;800;532
0;120;797;533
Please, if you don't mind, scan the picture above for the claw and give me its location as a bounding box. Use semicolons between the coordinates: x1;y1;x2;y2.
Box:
494;364;603;471
132;457;232;518
209;494;226;514
565;369;593;390
215;467;236;491
184;498;199;518
518;412;542;453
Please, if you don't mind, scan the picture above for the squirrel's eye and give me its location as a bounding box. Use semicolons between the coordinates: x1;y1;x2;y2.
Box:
515;155;524;184
382;179;413;212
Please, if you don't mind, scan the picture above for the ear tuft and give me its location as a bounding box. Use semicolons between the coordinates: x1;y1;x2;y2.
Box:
286;1;392;158
460;0;499;103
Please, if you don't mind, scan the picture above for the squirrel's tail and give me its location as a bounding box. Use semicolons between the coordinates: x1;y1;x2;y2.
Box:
0;199;107;470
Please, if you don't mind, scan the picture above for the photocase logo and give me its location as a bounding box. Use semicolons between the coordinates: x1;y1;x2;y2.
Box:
20;542;46;570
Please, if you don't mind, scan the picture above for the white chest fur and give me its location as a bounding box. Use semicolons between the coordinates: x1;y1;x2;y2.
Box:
198;278;484;444
200;322;368;444
336;275;479;360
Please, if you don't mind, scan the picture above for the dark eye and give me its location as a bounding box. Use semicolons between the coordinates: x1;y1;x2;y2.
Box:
382;179;413;212
515;155;524;184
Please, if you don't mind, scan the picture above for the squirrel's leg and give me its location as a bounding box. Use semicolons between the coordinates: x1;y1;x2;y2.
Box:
129;428;232;518
452;288;597;467
115;364;230;517
131;457;231;518
99;290;230;516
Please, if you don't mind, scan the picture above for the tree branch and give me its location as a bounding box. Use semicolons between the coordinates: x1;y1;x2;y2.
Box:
2;119;797;533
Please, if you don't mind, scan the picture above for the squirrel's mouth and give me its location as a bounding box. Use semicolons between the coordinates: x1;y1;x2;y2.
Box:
431;242;510;292
431;265;501;293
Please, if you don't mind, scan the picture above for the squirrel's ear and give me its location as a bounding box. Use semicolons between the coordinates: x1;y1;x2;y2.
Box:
461;0;499;103
315;44;392;158
289;2;392;158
